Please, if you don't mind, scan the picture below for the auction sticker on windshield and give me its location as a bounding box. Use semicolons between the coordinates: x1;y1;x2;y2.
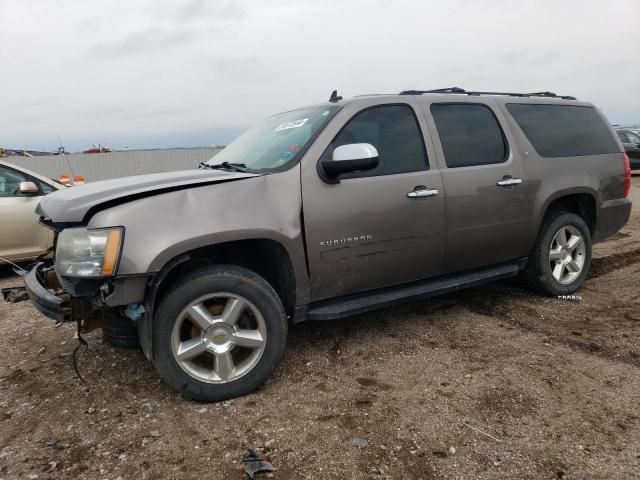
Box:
274;118;308;131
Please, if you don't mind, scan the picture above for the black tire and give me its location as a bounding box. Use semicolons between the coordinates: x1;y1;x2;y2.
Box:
524;211;592;296
103;312;141;349
152;265;287;402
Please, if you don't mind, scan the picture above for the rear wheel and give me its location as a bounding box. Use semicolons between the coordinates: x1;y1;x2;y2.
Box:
152;265;287;402
524;211;592;296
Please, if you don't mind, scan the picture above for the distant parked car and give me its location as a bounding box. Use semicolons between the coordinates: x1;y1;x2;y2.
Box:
616;128;640;169
0;161;63;265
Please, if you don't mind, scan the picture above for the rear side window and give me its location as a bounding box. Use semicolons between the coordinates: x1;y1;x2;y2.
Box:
430;103;508;168
329;104;428;177
506;104;619;157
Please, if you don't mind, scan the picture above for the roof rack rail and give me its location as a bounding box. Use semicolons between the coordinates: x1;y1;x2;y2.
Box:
399;87;576;101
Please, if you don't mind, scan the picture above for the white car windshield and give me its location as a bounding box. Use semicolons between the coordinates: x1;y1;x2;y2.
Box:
206;106;340;171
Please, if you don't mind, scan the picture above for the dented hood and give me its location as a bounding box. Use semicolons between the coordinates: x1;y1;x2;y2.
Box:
37;168;258;223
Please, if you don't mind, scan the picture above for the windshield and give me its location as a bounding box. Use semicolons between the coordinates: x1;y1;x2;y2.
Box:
206;106;340;171
627;131;640;144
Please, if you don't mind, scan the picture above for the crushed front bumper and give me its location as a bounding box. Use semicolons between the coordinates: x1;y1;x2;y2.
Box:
23;262;71;322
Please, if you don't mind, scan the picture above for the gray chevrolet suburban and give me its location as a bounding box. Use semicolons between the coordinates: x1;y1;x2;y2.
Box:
24;88;632;401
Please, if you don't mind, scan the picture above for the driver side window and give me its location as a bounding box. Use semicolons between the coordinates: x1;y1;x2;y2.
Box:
326;104;429;178
0;166;27;197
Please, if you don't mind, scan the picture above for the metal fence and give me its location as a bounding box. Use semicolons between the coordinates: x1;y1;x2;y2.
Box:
5;147;223;182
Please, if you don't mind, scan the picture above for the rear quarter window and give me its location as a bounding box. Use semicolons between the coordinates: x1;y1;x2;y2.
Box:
506;104;619;157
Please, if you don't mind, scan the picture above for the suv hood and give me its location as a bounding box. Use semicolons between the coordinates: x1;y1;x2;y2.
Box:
37;169;259;223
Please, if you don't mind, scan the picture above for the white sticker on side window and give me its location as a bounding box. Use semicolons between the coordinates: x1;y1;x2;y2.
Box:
274;118;308;131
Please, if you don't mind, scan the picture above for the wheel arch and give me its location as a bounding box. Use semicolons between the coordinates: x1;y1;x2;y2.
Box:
531;189;598;247
139;238;299;361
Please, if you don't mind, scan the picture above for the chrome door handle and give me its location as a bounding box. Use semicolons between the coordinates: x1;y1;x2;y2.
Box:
497;177;522;187
407;188;439;198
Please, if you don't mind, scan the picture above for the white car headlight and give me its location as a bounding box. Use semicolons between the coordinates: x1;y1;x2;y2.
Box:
56;227;123;277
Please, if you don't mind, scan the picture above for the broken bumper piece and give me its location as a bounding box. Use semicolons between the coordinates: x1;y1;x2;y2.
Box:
1;286;29;303
23;262;71;322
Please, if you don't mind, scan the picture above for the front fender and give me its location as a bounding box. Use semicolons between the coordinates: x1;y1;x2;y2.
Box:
87;167;309;303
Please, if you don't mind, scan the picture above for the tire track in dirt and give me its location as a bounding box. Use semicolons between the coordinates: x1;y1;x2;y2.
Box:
589;246;640;278
463;287;640;368
466;245;640;366
499;313;639;368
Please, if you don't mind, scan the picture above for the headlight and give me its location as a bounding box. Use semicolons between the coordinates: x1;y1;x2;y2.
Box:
56;227;123;277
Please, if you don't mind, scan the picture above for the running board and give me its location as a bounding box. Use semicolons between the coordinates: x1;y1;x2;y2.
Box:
305;263;521;321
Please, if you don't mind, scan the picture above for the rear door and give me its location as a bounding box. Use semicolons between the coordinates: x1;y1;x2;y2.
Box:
422;100;527;273
301;99;446;301
0;165;54;261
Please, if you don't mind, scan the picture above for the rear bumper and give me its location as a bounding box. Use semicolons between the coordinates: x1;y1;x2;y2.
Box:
594;197;632;242
23;263;70;322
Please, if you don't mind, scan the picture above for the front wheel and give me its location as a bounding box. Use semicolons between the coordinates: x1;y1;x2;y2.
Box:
152;265;288;402
524;211;592;296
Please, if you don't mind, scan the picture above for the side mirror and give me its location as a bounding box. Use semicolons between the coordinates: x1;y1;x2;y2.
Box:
320;143;379;182
18;181;39;195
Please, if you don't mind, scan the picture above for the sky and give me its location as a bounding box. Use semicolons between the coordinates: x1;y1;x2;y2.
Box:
1;0;639;152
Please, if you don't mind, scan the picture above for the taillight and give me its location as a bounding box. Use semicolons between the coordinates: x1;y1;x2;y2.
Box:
623;153;631;198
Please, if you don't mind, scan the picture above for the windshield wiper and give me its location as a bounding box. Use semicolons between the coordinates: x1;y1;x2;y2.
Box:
199;161;247;172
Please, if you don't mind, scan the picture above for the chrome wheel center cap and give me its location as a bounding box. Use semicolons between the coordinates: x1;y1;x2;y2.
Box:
206;325;232;346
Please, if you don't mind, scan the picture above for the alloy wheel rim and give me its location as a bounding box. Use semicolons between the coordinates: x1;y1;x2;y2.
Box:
549;225;586;285
171;292;267;384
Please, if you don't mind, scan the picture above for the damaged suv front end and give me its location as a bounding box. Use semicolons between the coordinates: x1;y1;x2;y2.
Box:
24;226;125;324
21;165;267;352
21;103;339;401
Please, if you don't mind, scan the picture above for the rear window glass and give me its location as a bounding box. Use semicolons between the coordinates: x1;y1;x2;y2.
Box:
506;104;619;157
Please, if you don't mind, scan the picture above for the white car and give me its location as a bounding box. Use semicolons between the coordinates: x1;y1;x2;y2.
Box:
0;160;63;264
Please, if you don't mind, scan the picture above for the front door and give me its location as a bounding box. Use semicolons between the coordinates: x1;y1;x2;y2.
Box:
301;100;446;301
0;165;53;261
424;101;527;273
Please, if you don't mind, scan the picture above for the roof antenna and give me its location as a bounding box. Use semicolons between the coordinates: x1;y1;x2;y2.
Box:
329;89;342;103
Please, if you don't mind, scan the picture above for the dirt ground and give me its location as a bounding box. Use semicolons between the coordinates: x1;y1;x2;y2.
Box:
1;178;640;480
